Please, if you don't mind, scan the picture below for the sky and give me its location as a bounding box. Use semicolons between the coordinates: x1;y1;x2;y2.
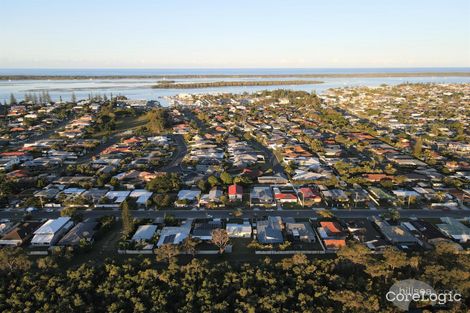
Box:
1;0;469;68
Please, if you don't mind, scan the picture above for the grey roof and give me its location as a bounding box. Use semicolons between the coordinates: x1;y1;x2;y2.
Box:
286;222;316;242
372;217;420;244
192;220;222;238
57;221;98;246
437;217;470;237
257;216;283;244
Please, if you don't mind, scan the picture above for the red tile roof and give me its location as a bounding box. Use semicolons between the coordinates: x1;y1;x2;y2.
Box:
228;184;243;195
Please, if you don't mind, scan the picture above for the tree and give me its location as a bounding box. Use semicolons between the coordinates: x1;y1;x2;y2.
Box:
337;242;372;266
220;172;233;185
384;163;396;175
146;108;169;134
196;179;207;192
9;93;17;105
382;247;408;271
182;236;199;257
121;200;134;236
0;247;31;272
208;175;219;187
155;243;180;263
233;175;253;186
71;92;76;103
211;228;229;254
146;173;180;193
36;256;58;270
387;208;400;223
317;209;334;219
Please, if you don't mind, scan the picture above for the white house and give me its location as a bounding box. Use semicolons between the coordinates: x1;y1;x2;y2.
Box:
132;225;157;242
156;220;192;246
226;222;252;238
129;189;153;208
437;217;470;243
31;217;74;246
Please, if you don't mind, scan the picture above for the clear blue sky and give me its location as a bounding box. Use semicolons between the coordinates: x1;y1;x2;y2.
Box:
1;0;469;68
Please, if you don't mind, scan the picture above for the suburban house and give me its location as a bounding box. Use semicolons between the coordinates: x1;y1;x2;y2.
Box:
436;217;470;243
273;186;298;203
226;221;252;238
0;221;42;246
176;189;201;207
157;220;192;246
298;187;322;206
257;216;284;244
228;184;243;201
131;225;158;244
104;190;131;206
345;219;389;251
199;188;223;207
191;219;222;240
129;189;153;208
285;219;316;242
316;221;347;249
57;221;99;246
402;220;452;247
31;217;74;246
257;174;289;185
250;186;275;207
371;217;422;249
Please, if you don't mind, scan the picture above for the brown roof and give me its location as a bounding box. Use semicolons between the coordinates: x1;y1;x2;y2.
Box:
1;221;42;242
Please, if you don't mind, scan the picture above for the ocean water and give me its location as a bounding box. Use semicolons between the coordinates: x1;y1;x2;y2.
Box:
0;68;469;106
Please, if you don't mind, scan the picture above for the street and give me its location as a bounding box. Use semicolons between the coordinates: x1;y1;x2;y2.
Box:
1;208;469;221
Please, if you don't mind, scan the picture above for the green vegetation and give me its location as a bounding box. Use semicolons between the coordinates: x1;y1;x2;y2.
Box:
121;200;135;236
145;173;181;193
145;108;170;134
0;241;468;312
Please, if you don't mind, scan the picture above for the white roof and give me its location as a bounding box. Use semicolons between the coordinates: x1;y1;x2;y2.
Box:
129;189;153;204
177;189;201;201
226;223;252;237
105;190;131;203
34;217;71;235
132;225;157;241
156;220;192;246
31;234;54;245
63;188;86;195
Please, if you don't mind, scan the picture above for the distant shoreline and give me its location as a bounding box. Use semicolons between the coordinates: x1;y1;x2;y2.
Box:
1;72;470;80
152;80;323;89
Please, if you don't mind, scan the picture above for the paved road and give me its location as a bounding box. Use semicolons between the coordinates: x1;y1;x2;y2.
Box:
2;208;469;221
248;139;285;175
159;134;187;173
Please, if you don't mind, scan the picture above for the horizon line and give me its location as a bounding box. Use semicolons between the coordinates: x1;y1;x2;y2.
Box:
1;66;470;70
